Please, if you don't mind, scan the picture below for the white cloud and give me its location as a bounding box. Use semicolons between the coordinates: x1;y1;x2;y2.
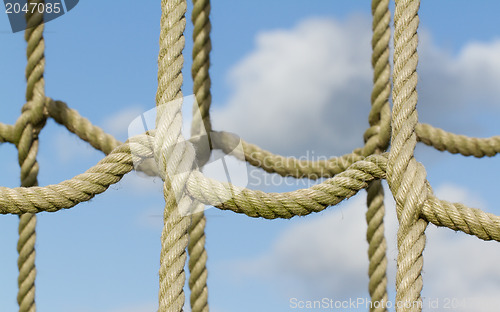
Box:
213;17;372;158
212;17;500;160
417;31;500;131
227;183;500;311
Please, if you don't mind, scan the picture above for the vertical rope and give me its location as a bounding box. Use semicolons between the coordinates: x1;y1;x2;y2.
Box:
156;0;190;311
188;1;212;312
366;181;388;311
17;1;48;311
389;1;428;311
17;2;48;311
191;0;212;137
187;211;209;312
364;0;391;311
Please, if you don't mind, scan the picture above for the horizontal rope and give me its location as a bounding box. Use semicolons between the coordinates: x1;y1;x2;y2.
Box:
186;154;387;219
4;102;498;177
422;193;500;241
416;123;500;157
44;100;365;180
36;99;500;182
0;122;14;143
48;99;366;179
0;137;150;214
212;131;365;179
0;133;496;243
0;133;382;217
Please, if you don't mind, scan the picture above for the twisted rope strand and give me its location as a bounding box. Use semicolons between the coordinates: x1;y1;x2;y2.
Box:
0;122;15;143
47;99;120;154
186;154;387;218
188;208;209;312
416;123;500;157
29;99;500;162
389;1;427;311
17;2;49;310
0;138;148;213
366;181;389;311
46;97;366;180
188;0;212;311
365;0;390;310
1;133;499;244
156;0;191;311
191;0;213;137
213;131;365;179
46;99;158;176
422;194;500;241
1;132;500;244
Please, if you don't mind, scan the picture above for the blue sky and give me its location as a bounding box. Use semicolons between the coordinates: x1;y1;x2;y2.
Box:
1;1;500;312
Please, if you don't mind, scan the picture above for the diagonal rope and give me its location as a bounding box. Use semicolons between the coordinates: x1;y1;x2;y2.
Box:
48;99;120;154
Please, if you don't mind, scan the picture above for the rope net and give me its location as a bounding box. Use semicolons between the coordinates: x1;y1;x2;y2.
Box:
1;0;499;311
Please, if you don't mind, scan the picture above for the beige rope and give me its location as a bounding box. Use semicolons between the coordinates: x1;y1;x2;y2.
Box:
389;1;427;311
155;0;191;311
17;2;49;311
0;122;14;143
188;210;209;312
5;101;498;173
188;0;212;311
41;98;500;182
422;193;500;241
191;0;213;138
48;99;120;154
213;131;365;179
416;123;500;157
365;0;391;310
1;134;500;243
366;181;388;311
46;97;363;180
45;97;364;181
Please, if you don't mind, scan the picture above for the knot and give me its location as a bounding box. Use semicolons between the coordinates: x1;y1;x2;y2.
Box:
20;98;48;133
189;135;211;167
393;158;428;223
153;99;198;215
